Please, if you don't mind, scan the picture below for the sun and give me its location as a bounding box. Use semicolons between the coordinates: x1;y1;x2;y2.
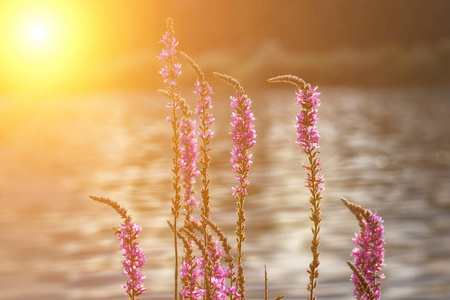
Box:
20;18;58;53
1;3;65;59
0;1;86;94
26;20;52;46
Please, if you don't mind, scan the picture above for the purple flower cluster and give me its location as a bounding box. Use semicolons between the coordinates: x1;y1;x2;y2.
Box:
295;86;321;154
229;88;255;300
189;239;239;300
297;86;324;193
180;239;239;300
158;28;181;87
351;211;386;300
180;259;205;300
230;91;256;197
180;117;200;208
208;239;239;299
117;220;147;300
194;80;215;139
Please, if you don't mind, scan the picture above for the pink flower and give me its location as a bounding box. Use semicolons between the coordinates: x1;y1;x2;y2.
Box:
157;33;178;60
297;86;324;193
180;117;200;207
229;90;254;300
157;20;181;88
194;80;215;139
351;211;386;300
295;86;321;154
266;76;324;299
192;239;240;300
180;259;205;300
117;220;147;299
230;91;256;190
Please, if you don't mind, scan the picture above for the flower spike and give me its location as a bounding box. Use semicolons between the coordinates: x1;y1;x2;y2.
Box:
215;72;256;300
158;17;183;300
90;196;147;300
268;75;324;300
343;199;386;300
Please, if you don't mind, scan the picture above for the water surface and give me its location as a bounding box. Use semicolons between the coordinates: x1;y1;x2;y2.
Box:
1;87;449;299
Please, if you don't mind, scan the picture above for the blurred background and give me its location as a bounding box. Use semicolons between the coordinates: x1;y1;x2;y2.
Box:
2;0;450;95
0;1;449;299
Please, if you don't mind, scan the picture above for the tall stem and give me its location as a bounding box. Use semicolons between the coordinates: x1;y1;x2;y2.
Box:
171;101;181;300
158;18;182;300
235;153;247;294
213;73;256;300
267;76;323;300
181;52;215;298
306;149;323;300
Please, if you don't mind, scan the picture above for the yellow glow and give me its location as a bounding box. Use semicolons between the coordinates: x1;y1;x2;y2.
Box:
0;1;86;95
26;21;51;45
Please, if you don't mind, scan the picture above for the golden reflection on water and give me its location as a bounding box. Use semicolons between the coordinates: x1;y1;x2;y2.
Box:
1;88;449;299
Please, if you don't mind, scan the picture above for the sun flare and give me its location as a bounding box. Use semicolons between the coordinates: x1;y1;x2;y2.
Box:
16;17;61;57
0;1;86;94
26;20;52;46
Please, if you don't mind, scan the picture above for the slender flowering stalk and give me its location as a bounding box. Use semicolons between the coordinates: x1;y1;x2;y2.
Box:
180;51;217;298
179;112;203;300
172;56;199;223
118;220;147;299
180;116;200;213
179;51;215;225
90;196;147;300
342;198;386;300
214;72;256;300
158;17;182;300
268;75;324;300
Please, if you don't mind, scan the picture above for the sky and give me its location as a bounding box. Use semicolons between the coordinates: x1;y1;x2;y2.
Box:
1;0;449;96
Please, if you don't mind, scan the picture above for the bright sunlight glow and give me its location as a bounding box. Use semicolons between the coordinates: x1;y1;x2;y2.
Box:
27;21;51;45
0;1;85;94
